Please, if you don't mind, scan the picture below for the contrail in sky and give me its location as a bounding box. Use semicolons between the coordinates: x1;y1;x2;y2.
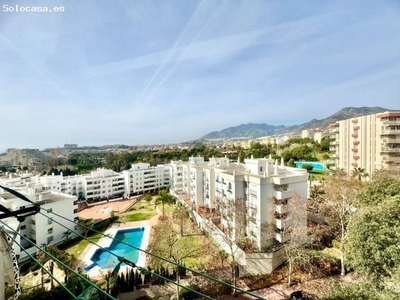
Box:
135;0;221;106
0;33;74;102
141;1;225;104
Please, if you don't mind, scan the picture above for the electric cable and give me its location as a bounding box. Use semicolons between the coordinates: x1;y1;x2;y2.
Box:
0;228;78;299
3;215;216;300
41;207;266;299
0;220;118;300
37;210;216;300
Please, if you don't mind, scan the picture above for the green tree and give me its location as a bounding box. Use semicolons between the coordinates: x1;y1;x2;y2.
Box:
302;163;313;171
317;171;361;275
62;230;72;242
347;195;400;284
142;194;152;207
156;189;177;219
323;281;398;300
78;218;94;238
351;167;368;181
173;203;189;236
355;171;400;207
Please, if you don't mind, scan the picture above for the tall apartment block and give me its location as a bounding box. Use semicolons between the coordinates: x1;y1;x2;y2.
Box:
169;156;308;251
330;111;400;175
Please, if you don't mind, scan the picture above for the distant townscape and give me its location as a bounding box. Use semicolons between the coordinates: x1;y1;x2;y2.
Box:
1;106;400;300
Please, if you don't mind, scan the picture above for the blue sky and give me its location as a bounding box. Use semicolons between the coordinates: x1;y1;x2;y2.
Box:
0;0;399;151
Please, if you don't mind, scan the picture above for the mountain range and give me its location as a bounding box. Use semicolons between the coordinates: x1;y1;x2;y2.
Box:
200;107;396;139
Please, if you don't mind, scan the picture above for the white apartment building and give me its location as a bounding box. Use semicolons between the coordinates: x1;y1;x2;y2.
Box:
330;111;400;176
169;160;184;193
170;156;308;251
83;168;125;202
123;163;170;197
0;186;78;259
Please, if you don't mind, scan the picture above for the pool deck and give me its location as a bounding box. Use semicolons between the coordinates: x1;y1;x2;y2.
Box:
80;219;154;278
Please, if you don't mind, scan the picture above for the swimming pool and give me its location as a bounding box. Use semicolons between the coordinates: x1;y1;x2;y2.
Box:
89;227;144;269
294;161;328;171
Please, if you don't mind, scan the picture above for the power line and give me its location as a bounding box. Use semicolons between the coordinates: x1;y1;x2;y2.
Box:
0;228;77;299
37;210;216;300
0;220;118;300
42;207;266;299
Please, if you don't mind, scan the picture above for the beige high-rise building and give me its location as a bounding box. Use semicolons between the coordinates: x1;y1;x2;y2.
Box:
329;111;400;176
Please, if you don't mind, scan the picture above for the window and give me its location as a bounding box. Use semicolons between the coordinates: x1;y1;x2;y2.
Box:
47;236;53;244
47;208;53;214
260;166;263;172
74;208;78;214
47;218;53;225
20;225;26;230
30;219;35;225
47;228;53;234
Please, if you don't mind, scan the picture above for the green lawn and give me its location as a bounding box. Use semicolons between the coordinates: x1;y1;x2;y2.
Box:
119;202;158;222
65;230;107;256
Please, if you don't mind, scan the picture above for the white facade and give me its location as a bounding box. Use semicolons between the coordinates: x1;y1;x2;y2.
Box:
0;186;78;259
169;160;184;194
123;163;170;197
170;156;308;251
83;168;125;202
329;111;400;175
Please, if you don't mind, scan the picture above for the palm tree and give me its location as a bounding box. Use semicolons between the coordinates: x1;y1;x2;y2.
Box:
78;218;94;238
62;230;72;242
351;167;369;181
156;189;177;219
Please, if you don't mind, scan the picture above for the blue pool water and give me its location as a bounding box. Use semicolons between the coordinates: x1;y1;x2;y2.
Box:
90;227;144;269
295;161;328;171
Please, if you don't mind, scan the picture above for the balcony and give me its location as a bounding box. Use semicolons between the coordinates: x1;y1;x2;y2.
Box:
353;156;360;160
275;232;290;243
382;138;400;143
274;190;293;200
275;204;288;214
352;134;358;138
381;120;400;125
381;130;400;135
275;218;293;229
330;140;339;146
353;126;360;130
352;163;358;167
352;148;358;153
353;141;360;146
381;147;400;153
332;127;339;132
352;119;358;123
382;157;400;163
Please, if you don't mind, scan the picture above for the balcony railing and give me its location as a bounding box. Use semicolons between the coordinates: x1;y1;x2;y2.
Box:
353;141;360;145
382;157;400;163
353;156;360;160
382;138;400;143
353;126;360;130
381;120;400;125
275;204;288;214
275;218;293;229
352;119;358;123
274;190;293;200
381;130;400;135
275;232;290;243
352;134;358;138
381;147;400;153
